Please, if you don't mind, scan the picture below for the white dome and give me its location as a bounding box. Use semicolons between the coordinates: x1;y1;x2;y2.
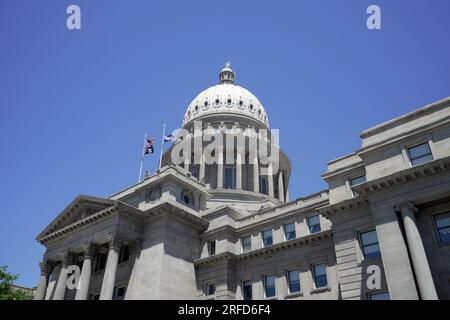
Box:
183;64;269;127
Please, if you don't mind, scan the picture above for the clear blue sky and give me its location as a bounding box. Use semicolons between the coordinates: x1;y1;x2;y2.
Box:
1;0;449;287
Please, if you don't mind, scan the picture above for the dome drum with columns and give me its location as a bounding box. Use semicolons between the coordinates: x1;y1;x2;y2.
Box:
162;64;291;206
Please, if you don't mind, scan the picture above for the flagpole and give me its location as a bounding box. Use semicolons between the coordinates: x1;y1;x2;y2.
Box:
158;123;166;169
138;133;147;183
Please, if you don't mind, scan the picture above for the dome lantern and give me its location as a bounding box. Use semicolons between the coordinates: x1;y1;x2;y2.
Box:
219;61;235;84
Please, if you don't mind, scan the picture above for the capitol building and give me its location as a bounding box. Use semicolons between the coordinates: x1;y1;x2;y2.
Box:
34;65;450;300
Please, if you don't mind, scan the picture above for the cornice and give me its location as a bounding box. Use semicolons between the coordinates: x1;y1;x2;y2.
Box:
318;197;370;218
194;230;333;267
354;155;450;196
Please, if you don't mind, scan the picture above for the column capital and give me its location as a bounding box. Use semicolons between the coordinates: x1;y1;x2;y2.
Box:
129;239;142;257
394;202;418;214
60;249;73;267
39;259;53;276
106;233;123;251
81;242;96;259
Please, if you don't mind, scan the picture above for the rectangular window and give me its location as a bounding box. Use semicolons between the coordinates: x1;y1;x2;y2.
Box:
287;270;301;293
242;280;252;300
434;212;450;245
360;230;381;259
118;245;129;264
95;252;107;271
207;240;216;256
407;142;433;166
308;215;321;234
224;166;236;189
368;292;390;300
260;176;268;195
264;275;276;298
262;229;273;247
241;235;252;253
206;283;216;296
313;264;328;288
350;175;366;197
283;223;296;241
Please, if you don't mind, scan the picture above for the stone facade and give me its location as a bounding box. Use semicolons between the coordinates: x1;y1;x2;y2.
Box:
34;66;450;300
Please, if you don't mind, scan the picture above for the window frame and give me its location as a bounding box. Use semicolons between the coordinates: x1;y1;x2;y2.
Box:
286;269;301;294
349;175;367;197
224;166;236;189
368;291;390;300
206;282;216;296
283;222;296;241
406;141;434;167
262;229;273;247
307;215;321;234
259;176;268;195
242;280;253;300
207;240;216;256
241;235;252;253
312;263;328;289
433;211;450;245
263;274;276;298
359;229;381;260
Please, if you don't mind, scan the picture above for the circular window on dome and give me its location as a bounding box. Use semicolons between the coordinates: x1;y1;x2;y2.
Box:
202;101;209;110
193;105;199;114
214;98;221;108
238;100;244;109
226;98;233;108
249;104;255;113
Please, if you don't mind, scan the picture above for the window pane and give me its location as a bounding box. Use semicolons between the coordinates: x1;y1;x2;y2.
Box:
438;227;450;244
314;264;327;288
350;175;366;187
408;143;431;159
242;236;252;252
224;167;236;189
260;176;268;195
207;284;215;295
243;281;252;300
284;223;296;240
208;240;216;255
369;292;390;300
288;270;301;293
263;229;273;246
435;213;450;229
411;154;434;166
308;216;321;233
361;230;378;246
264;275;276;297
363;244;381;259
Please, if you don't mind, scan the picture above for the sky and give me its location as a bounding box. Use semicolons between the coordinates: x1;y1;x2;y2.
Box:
0;0;449;287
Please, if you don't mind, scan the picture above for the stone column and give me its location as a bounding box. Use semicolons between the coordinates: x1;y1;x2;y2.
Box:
278;172;285;202
75;242;95;300
267;162;274;197
199;153;205;184
217;147;223;189
34;259;52;300
236;149;242;190
53;251;71;300
371;205;418;299
253;155;259;193
100;235;121;300
396;203;438;300
285;189;290;202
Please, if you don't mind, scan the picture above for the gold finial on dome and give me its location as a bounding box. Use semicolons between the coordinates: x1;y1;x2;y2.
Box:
219;62;234;84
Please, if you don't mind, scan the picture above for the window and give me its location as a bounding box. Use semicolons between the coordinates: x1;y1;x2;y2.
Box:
360;230;381;259
206;283;216;296
287;270;301;293
242;280;252;300
313;264;328;288
264;275;276;298
118;245;129;264
434;212;450;245
94;252;107;271
90;293;100;300
308;215;321;234
113;286;126;300
241;235;252;253
224;166;236;189
283;223;296;241
260;176;268;195
262;229;273;247
368;292;390;300
350;175;366;197
407;142;433;166
207;240;216;256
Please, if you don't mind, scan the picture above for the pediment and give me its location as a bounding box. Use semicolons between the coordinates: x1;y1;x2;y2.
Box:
37;195;116;240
